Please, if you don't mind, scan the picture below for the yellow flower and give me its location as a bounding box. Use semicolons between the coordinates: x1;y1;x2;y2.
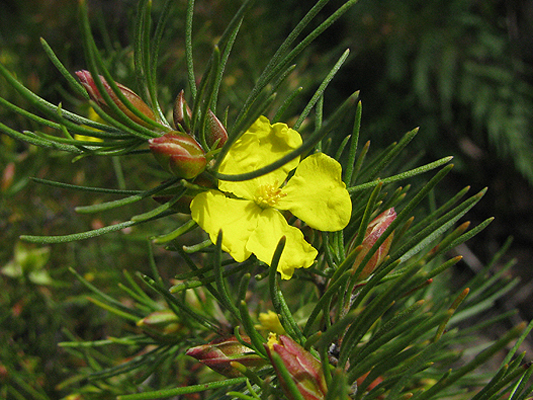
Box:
190;116;352;279
256;310;286;335
266;332;280;350
75;107;104;142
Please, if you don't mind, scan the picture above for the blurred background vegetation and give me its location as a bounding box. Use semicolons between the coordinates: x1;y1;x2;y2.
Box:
1;0;533;398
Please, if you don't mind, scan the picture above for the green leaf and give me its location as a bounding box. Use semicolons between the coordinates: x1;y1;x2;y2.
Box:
21;220;137;244
117;378;247;400
348;156;453;194
293;48;350;130
75;178;180;214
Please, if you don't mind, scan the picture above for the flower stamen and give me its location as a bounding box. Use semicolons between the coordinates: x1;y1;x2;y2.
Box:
255;181;286;208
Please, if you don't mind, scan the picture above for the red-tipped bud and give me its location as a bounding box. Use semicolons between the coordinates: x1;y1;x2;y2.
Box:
350;208;396;280
75;70;156;127
173;90;192;132
186;336;266;377
265;334;328;400
206;110;228;149
149;132;207;179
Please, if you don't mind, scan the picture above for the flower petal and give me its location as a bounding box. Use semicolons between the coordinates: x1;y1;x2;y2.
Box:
218;116;302;200
277;153;352;231
247;208;318;279
190;190;261;262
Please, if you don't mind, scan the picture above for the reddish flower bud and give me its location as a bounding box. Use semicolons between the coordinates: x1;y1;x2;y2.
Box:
186;336;266;377
75;70;156;127
206;110;228;149
350;208;396;280
173;90;192;132
265;334;328;400
149;132;207;179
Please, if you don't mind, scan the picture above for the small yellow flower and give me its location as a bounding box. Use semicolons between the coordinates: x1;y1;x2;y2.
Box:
266;332;280;349
75;107;104;142
256;310;286;335
190;116;352;279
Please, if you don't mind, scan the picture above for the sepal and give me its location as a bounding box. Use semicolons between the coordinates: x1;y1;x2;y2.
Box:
350;208;396;280
206;110;228;149
149;132;207;179
265;334;328;400
186;336;266;377
75;70;156;127
173;90;192;132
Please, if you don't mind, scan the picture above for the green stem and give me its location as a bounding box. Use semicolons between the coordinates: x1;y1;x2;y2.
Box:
117;378;247;400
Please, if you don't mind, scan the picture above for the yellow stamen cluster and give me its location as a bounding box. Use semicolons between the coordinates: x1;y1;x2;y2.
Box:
267;332;280;350
255;182;286;208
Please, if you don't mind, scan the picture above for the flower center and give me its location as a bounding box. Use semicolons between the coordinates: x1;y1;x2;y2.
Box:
255;182;286;209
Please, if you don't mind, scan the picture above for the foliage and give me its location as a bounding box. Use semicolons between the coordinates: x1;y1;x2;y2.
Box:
329;0;533;184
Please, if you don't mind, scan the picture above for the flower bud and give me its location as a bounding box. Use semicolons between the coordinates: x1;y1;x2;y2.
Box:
75;70;156;127
206;110;228;149
173;90;192;132
149;132;207;179
186;336;266;377
265;334;327;400
350;208;396;280
137;310;183;341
